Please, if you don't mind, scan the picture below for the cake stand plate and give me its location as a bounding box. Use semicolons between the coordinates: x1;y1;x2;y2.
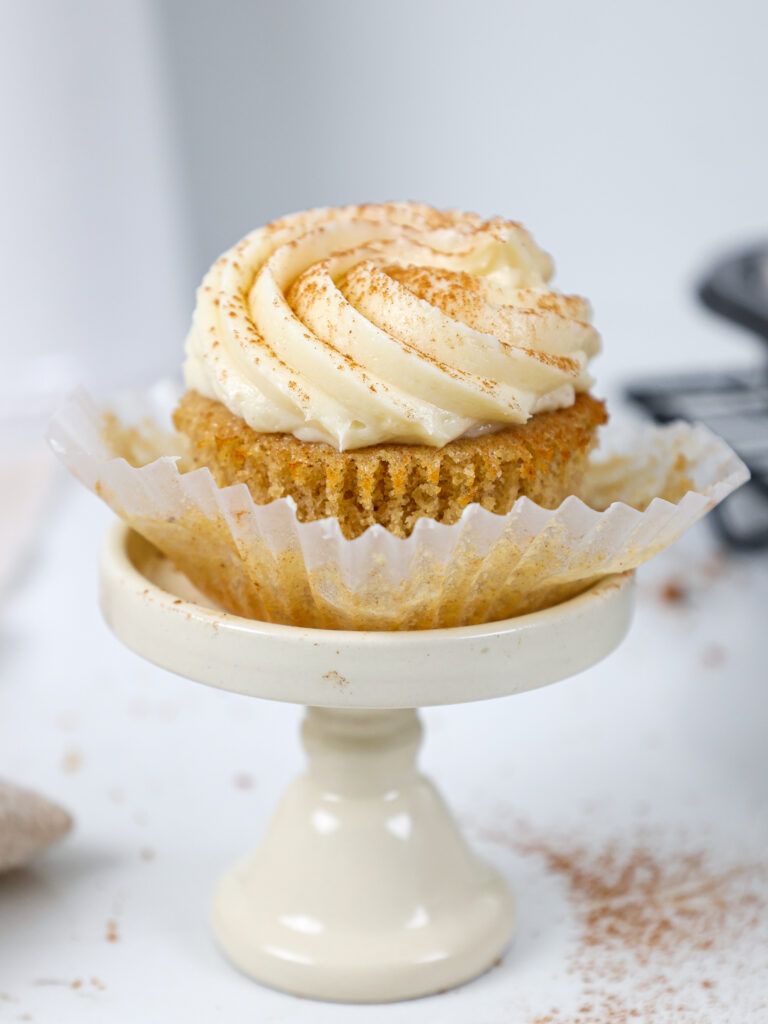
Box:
99;524;634;1003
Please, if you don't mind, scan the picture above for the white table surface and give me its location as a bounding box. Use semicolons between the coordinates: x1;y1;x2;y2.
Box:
1;471;766;1024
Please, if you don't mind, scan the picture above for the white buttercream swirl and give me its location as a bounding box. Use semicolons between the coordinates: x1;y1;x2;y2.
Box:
183;202;601;450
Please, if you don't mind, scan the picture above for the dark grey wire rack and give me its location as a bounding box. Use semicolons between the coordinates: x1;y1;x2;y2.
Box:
625;245;768;549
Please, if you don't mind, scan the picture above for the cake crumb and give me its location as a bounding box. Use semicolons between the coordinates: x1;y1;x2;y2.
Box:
659;579;688;605
61;748;83;774
106;920;119;943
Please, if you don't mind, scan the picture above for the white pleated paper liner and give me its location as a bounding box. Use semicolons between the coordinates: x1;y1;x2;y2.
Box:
48;384;749;630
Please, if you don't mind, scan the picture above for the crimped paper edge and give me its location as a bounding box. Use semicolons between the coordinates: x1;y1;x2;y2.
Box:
47;385;751;628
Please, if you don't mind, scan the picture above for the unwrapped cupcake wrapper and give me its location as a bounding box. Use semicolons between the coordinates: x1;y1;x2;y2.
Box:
48;383;749;630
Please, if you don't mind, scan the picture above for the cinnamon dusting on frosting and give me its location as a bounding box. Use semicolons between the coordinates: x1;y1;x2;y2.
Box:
183;202;601;450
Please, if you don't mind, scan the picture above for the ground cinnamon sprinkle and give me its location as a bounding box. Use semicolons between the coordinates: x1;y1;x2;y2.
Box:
481;825;768;1023
659;579;688;605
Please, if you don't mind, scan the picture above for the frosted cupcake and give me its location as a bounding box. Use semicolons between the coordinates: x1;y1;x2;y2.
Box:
174;202;605;539
50;203;747;629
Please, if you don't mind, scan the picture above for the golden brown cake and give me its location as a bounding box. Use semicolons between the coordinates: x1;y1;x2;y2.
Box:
174;389;606;539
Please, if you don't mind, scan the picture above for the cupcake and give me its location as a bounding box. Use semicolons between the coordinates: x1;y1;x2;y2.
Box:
174;202;605;539
49;203;748;629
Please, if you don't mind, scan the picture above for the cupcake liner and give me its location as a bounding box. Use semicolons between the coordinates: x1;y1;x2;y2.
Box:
48;383;749;630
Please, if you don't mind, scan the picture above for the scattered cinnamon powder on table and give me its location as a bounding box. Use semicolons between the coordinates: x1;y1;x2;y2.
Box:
658;579;688;605
481;825;768;1023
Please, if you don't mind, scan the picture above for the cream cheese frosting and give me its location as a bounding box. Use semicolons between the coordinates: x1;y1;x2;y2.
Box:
183;202;601;450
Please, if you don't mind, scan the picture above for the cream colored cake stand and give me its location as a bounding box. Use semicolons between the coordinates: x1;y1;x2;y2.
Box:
99;523;634;1003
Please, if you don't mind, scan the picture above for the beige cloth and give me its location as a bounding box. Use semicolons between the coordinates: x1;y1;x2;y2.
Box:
0;780;71;872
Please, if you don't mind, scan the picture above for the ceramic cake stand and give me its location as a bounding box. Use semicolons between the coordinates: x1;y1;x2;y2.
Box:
99;523;634;1003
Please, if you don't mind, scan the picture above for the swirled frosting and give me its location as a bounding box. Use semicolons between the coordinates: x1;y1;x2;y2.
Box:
183;202;601;450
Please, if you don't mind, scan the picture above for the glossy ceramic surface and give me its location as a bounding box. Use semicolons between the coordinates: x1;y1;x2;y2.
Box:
100;526;635;709
99;524;634;1002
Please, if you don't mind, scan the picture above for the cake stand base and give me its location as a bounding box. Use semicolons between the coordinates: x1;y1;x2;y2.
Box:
211;707;513;1002
99;525;634;1004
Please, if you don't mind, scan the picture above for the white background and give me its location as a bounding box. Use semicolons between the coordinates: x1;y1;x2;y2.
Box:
3;0;768;399
0;1;767;1021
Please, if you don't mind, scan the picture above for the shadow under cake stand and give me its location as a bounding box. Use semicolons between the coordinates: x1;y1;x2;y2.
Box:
99;523;635;1003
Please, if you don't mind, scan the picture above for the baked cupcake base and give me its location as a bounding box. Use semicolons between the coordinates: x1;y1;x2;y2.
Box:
48;386;746;629
173;391;607;539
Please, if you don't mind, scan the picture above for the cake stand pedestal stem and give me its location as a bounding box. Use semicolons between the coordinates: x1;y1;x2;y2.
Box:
210;705;515;1002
